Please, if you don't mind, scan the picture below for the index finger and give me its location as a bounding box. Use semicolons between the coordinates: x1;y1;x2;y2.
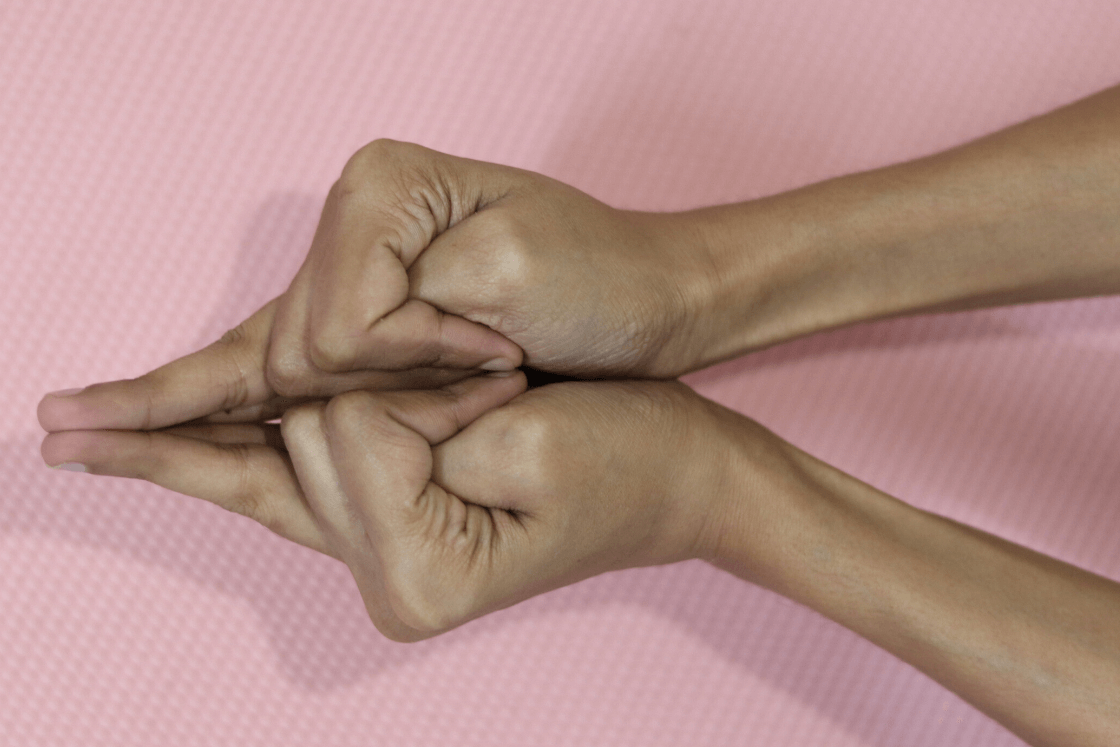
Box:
37;298;279;432
41;424;334;559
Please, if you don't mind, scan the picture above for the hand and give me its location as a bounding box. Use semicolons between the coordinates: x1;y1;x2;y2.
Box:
36;139;715;433
40;374;739;641
271;139;715;386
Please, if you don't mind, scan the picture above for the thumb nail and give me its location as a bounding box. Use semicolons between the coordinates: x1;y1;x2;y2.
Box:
47;387;85;398
480;358;516;372
50;462;88;473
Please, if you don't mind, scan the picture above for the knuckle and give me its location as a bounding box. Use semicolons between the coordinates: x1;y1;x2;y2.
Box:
445;211;535;313
479;403;554;486
481;215;535;294
266;348;313;397
279;401;326;445
134;374;162;431
124;431;163;480
213;357;251;414
323;389;379;438
225;444;270;524
338;138;401;192
369;617;419;643
307;329;358;373
511;412;558;487
362;598;431;643
218;323;247;346
504;405;553;458
382;570;461;635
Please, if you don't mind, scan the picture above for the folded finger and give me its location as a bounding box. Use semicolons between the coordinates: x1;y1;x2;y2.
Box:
301;184;521;375
281;401;423;639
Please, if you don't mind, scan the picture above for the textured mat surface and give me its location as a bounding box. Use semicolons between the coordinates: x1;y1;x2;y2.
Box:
3;1;1119;744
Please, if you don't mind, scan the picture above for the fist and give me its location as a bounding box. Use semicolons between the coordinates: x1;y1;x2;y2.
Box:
267;139;715;398
280;375;724;640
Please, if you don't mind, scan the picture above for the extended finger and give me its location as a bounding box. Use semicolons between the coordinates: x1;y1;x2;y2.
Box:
40;426;332;558
161;422;286;451
38;299;279;433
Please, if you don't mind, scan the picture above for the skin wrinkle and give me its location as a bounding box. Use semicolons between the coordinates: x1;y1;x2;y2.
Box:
217;342;253;415
139;382;158;432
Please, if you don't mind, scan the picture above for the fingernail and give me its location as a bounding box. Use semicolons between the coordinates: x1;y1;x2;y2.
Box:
47;387;85;398
51;462;88;473
487;370;519;378
480;358;516;372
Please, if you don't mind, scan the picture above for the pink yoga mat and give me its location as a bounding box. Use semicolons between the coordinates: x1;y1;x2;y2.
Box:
4;1;1119;744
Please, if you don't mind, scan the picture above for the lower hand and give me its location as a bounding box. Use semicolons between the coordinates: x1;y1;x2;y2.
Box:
40;375;746;641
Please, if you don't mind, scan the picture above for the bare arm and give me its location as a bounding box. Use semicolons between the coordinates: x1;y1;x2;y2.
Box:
706;418;1120;747
684;83;1120;366
699;93;1120;740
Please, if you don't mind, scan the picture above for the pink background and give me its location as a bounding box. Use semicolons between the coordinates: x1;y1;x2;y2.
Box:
4;1;1120;744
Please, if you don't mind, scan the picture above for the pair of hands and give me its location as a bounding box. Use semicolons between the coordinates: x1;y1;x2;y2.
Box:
39;90;1120;742
39;140;758;641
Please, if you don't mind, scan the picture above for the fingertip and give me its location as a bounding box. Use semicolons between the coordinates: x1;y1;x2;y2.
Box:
446;368;525;395
483;331;523;371
39;431;56;466
40;429;96;469
37;390;87;432
480;356;518;372
37;381;134;432
430;310;523;371
322;389;383;440
486;368;528;395
443;368;527;418
37;396;56;433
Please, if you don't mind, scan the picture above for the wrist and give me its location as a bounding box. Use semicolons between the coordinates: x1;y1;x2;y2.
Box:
668;194;859;370
677;399;815;579
617;201;877;377
690;407;882;604
669;165;976;371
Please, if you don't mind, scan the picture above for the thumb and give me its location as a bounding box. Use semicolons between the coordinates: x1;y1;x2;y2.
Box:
327;369;527;451
285;371;526;542
314;370;527;540
320;370;528;634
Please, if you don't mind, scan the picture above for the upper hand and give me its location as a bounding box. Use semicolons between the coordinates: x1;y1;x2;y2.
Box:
279;139;714;383
37;139;713;434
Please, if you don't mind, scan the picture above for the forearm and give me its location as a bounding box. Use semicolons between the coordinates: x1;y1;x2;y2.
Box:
704;425;1120;746
683;83;1120;367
